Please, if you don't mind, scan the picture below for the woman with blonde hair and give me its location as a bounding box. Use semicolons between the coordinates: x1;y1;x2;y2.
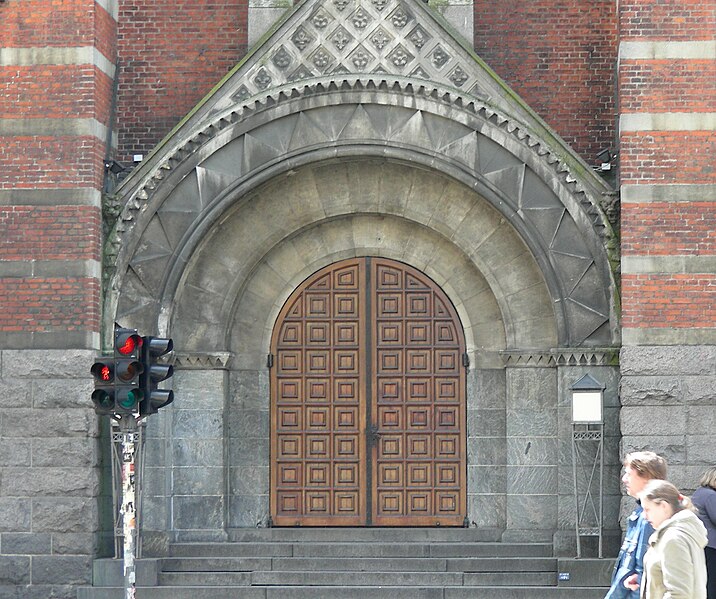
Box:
638;480;707;599
693;467;716;599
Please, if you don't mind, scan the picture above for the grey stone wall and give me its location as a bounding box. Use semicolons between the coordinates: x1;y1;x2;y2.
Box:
0;350;104;598
619;345;716;511
467;368;506;536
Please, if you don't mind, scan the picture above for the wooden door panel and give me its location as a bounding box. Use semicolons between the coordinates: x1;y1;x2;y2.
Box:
271;257;465;527
371;258;466;526
271;259;366;526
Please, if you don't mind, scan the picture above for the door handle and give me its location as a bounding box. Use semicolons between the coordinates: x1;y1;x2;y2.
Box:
368;425;381;444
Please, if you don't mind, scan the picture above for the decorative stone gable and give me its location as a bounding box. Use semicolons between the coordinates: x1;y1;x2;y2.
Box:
224;0;487;108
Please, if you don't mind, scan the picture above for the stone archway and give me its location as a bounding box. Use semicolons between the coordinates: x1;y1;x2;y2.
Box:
103;0;620;548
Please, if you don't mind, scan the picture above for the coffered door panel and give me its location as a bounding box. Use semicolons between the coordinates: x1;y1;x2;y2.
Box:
371;258;466;526
271;259;367;526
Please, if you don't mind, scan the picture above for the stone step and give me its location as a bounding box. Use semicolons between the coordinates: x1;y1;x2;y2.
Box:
160;556;557;573
77;585;609;599
160;570;466;586
78;537;611;599
158;569;557;587
169;541;553;558
227;527;501;543
463;571;556;586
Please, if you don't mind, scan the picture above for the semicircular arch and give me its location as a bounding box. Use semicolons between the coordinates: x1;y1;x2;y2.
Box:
109;83;617;351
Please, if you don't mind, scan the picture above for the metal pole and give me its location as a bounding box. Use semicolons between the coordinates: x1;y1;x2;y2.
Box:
119;416;139;599
598;424;604;558
572;424;581;558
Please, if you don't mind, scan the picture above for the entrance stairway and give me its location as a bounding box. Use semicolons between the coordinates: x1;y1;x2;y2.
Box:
77;528;611;598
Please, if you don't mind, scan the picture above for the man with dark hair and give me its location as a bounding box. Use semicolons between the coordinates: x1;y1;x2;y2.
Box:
605;451;667;599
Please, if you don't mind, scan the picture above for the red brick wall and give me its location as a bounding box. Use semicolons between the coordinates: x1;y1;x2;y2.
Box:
619;0;716;332
622;275;716;329
114;0;249;162
619;0;715;39
0;0;115;339
619;61;716;113
473;0;618;162
0;206;101;260
0;278;101;332
622;202;716;255
620;132;715;185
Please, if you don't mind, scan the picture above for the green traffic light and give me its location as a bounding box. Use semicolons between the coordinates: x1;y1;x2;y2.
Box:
117;388;142;411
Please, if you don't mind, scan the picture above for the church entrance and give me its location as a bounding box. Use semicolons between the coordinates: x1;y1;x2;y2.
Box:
270;257;467;526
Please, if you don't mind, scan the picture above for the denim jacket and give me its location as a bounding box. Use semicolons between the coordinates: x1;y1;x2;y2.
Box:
605;502;654;599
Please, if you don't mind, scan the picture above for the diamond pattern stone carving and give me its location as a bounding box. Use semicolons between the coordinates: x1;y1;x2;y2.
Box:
350;45;375;70
387;44;414;69
370;27;393;51
408;25;430;49
351;7;372;29
231;85;251;102
312;8;333;29
311;46;336;71
432;45;450;69
389;4;411;28
288;65;315;82
331;25;353;51
221;0;522;104
449;65;468;87
409;65;430;79
272;46;293;70
254;68;272;89
292;27;314;51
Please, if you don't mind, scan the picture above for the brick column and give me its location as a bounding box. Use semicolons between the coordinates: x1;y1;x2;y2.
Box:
0;0;117;593
618;0;716;490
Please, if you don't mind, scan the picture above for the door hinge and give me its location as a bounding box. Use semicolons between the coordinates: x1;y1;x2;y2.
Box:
462;352;470;369
267;353;274;369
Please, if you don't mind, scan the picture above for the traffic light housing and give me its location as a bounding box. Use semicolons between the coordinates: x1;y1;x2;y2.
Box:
90;359;115;415
113;328;144;415
139;336;174;416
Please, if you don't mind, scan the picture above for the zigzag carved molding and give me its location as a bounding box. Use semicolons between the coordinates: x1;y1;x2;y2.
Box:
500;349;619;368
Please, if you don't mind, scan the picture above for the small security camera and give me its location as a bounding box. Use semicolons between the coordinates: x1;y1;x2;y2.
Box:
104;160;126;175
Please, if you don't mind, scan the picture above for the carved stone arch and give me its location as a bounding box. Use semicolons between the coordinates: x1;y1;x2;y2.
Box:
109;90;617;350
105;0;618;349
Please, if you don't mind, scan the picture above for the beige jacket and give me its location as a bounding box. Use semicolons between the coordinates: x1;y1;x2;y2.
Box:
641;509;708;599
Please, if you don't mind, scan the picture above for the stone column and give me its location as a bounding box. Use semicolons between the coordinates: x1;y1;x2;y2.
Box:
467;366;507;539
227;368;271;528
502;359;559;543
141;352;231;554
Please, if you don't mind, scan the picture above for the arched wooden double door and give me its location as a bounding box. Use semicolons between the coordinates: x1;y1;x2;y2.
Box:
270;258;466;526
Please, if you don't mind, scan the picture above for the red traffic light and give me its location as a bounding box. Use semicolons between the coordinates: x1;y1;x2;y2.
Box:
115;332;142;356
91;361;114;383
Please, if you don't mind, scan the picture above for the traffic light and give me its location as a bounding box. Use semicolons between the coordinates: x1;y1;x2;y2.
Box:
139;336;174;416
113;328;144;415
90;358;115;415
